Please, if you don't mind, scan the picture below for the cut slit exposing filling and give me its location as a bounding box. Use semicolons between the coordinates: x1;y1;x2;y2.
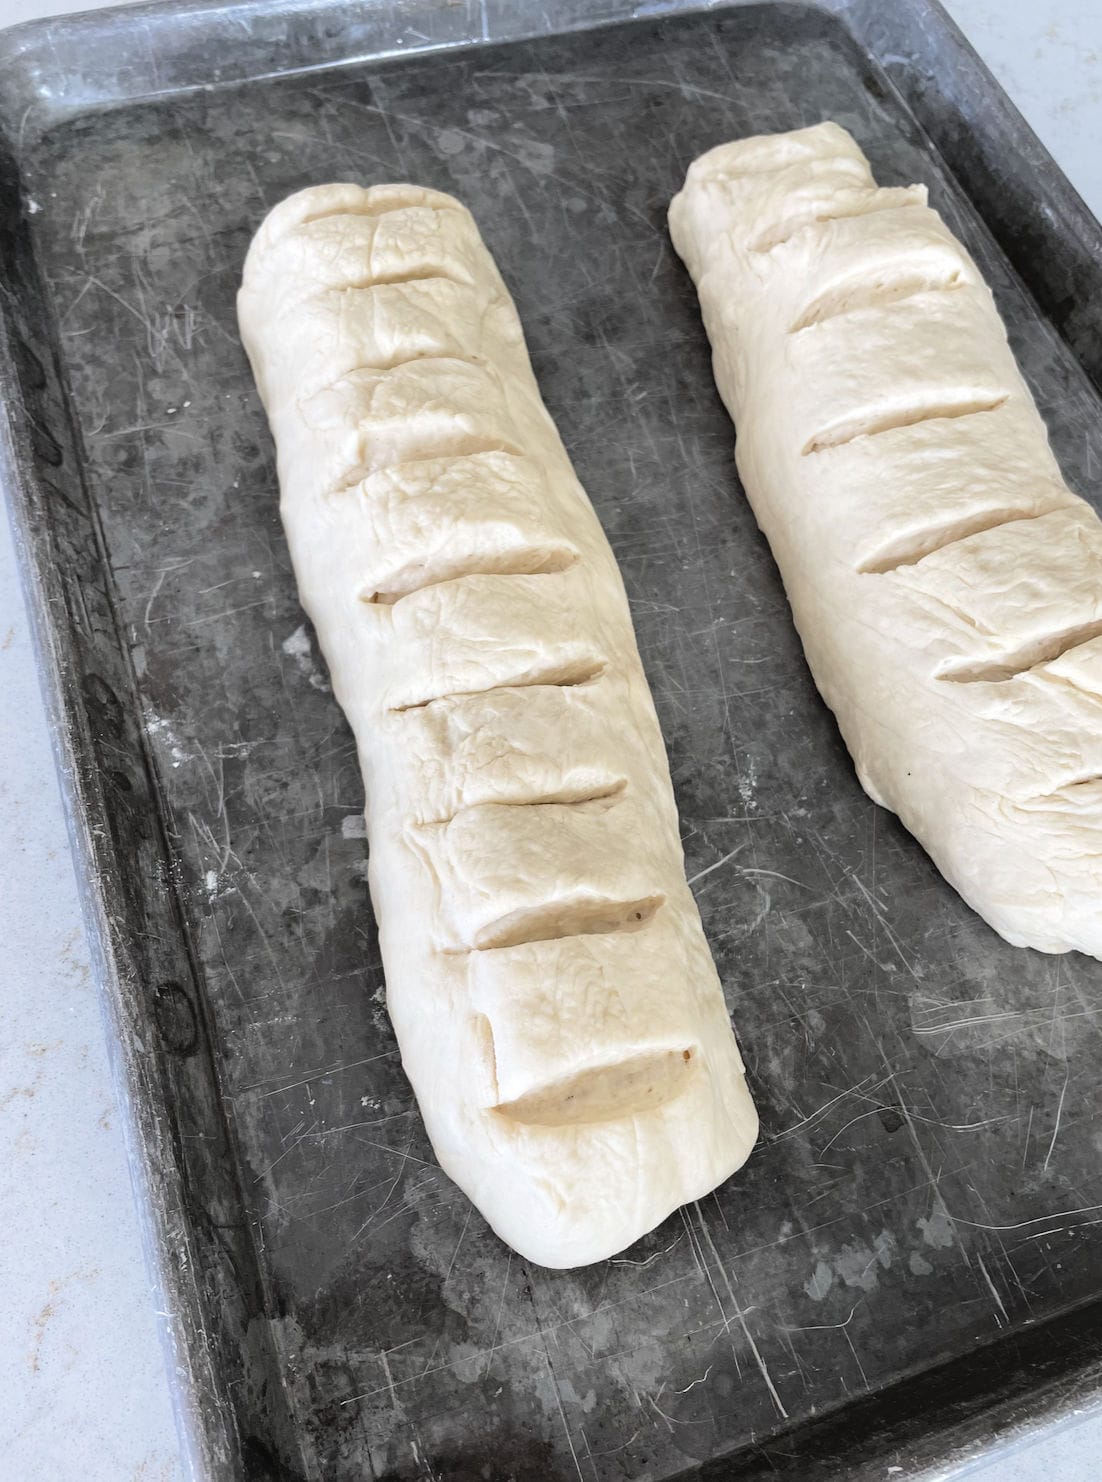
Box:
387;657;607;714
801;392;1009;456
471;894;664;952
748;185;924;253
790;266;963;334
493;1047;698;1127
856;506;1058;575
361;546;579;605
938;618;1102;684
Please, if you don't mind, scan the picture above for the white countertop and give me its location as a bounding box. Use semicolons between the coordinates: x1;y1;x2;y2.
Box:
2;2;1100;1479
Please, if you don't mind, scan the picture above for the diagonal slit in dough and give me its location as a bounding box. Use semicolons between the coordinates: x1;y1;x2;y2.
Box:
472;1013;500;1102
472;894;663;951
389;657;606;713
331;267;471;293
789;269;963;334
498;778;627;808
802;391;1009;456
750;190;924;254
430;778;627;827
939;617;1102;684
858;506;1060;575
362;546;579;604
298;193;441;228
332;433;526;495
493;1046;698;1128
1022;775;1102;812
319;348;510;395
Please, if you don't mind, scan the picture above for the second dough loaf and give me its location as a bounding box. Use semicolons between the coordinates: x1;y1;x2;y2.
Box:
239;183;757;1267
670;122;1102;958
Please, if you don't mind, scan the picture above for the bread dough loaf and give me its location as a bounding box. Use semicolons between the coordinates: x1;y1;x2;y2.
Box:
238;183;757;1267
670;121;1102;958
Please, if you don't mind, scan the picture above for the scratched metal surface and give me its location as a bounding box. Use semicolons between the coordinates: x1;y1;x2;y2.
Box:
7;1;1102;1478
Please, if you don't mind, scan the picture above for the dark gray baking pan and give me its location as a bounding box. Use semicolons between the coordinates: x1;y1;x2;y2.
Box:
3;0;1102;1477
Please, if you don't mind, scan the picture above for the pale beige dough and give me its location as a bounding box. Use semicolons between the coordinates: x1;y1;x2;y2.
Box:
670;120;1102;957
239;183;757;1268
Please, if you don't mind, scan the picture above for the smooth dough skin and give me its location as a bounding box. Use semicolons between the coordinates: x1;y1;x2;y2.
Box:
238;183;758;1267
670;121;1102;959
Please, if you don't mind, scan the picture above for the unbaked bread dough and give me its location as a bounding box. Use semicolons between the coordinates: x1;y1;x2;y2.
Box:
670;121;1102;958
238;183;758;1267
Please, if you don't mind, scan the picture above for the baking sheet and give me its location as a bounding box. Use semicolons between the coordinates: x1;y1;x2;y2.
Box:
4;1;1102;1478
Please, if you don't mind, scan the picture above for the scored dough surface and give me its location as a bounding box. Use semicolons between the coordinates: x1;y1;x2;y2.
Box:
670;121;1102;958
239;183;758;1268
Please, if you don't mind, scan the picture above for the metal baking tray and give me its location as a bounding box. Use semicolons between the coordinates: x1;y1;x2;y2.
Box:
4;1;1102;1477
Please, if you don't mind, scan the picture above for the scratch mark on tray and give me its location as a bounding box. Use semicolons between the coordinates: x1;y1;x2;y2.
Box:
691;1202;788;1419
610;1234;682;1268
529;1286;586;1482
816;1100;1010;1159
354;1138;436;1170
784;1302;861;1335
241;1049;400;1097
843;1325;871;1391
379;1350;401;1414
1043;1063;1071;1172
481;1249;512;1379
915;1009;1026;1035
252;1120;318;1182
673;1363;714;1394
767;1074;887;1143
583;1426;641;1459
143;567;168;629
686;844;744;887
864;1027;973;1274
975;1254;1009;1325
740;866;810;890
1022;1104;1036;1169
646;1392;679;1432
852;876;922;982
308;1109;414;1137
